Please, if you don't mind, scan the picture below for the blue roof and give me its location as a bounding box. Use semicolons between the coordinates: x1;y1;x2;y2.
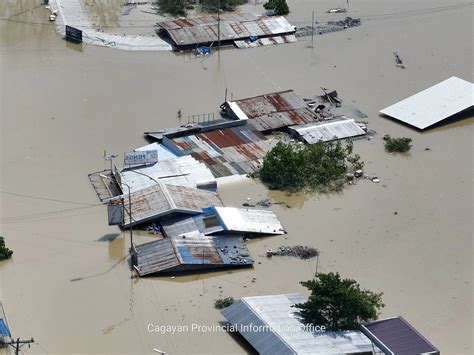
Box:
0;318;10;337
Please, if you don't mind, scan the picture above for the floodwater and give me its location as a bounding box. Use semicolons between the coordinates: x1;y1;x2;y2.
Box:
0;0;472;354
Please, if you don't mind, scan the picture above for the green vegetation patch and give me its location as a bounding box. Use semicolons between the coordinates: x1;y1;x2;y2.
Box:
0;237;13;260
384;136;412;153
295;272;384;331
263;0;290;15
214;297;235;309
255;140;364;192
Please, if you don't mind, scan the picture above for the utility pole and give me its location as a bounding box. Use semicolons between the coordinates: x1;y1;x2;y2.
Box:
311;10;314;46
8;337;35;355
217;0;221;50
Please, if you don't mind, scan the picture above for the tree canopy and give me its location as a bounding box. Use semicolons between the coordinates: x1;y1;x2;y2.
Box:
294;272;384;330
255;140;363;192
263;0;290;15
0;236;13;260
384;136;412;153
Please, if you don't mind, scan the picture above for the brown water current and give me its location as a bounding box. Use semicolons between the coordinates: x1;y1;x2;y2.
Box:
0;0;473;354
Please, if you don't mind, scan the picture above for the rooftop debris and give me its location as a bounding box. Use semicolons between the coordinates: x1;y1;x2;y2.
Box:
156;14;296;50
132;233;253;276
380;76;473;130
221;294;380;354
267;245;319;259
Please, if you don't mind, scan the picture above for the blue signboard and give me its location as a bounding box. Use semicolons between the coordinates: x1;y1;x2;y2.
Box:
65;25;83;43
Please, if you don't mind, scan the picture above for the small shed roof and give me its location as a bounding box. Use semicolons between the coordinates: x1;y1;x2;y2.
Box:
380;76;473;130
289;118;366;143
112;183;223;228
157;14;295;47
119;155;216;193
222;293;379;354
224;90;317;132
133;234;253;276
360;316;440;355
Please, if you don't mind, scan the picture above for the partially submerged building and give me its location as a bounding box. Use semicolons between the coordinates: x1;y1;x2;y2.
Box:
360;316;440;355
132;233;253;276
156;13;296;51
161;206;286;237
109;182;223;228
221;293;381;354
380;76;473;130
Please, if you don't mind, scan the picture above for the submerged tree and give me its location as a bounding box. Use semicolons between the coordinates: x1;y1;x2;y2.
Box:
295;272;384;330
256;140;364;192
158;0;186;16
201;0;247;12
0;237;13;260
263;0;290;15
214;297;235;309
384;137;412;153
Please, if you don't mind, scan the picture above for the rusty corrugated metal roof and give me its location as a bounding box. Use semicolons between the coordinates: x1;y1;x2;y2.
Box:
158;14;295;46
227;90;318;132
166;126;275;178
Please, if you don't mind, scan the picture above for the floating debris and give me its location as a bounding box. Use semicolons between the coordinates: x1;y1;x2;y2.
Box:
269;246;319;259
394;52;405;69
295;17;361;37
327;8;347;14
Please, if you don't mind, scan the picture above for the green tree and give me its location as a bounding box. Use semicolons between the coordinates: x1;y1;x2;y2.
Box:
295;272;384;330
384;137;412;153
256;140;363;192
158;0;186;16
0;237;13;260
214;297;234;309
263;0;290;15
201;0;247;12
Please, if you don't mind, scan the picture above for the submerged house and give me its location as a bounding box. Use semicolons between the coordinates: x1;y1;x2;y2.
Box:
131;233;253;276
221;294;381;354
156;13;296;51
380;76;473;130
161;206;286;237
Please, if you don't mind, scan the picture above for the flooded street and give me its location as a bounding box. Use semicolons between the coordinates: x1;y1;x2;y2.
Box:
1;0;472;354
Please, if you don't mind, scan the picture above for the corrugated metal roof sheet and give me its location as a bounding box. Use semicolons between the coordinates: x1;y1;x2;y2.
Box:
133;234;253;276
166;126;274;178
119;156;216;193
158;14;295;46
360;317;439;355
161;214;224;238
380;76;473;130
227;90;318;132
289;119;366;143
210;206;286;235
113;183;223;228
222;294;380;354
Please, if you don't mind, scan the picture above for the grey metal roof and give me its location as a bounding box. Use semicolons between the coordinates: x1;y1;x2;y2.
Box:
234;34;297;48
288;118;366;143
112;183;223;228
225;90;318;132
158;14;295;46
134;142;179;161
360;316;439;355
380;76;473;130
133;233;253;276
222;293;379;354
161;214;224;238
119;155;217;193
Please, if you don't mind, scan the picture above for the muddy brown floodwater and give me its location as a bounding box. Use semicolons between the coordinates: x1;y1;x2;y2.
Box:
1;0;472;354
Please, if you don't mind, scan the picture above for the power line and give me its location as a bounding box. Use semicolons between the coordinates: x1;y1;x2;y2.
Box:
0;190;99;206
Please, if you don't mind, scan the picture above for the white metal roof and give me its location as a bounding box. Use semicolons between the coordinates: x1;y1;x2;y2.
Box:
213;206;286;235
289;119;366;143
119;156;216;193
134;142;178;161
380;76;473;130
222;294;380;354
